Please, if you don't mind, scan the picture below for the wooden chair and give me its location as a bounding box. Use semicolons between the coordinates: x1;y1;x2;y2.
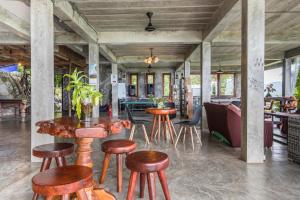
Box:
125;105;150;144
174;106;202;150
32;165;92;200
32;143;74;200
125;151;171;200
99;139;137;193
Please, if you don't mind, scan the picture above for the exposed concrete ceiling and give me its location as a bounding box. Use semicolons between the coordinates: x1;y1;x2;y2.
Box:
68;0;224;32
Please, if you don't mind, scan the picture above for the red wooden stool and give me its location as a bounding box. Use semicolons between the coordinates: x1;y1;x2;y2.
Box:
99;139;137;192
32;165;93;200
32;143;74;199
125;151;171;200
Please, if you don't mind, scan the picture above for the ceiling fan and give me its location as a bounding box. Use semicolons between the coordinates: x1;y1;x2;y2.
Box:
145;12;156;32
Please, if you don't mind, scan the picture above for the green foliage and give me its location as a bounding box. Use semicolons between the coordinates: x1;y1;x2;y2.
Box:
294;72;300;108
149;94;167;108
64;69;103;119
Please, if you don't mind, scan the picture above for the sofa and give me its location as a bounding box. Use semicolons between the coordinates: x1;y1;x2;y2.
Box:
204;102;273;148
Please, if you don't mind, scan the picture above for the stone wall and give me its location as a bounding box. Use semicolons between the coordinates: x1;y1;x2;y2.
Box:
126;67;175;98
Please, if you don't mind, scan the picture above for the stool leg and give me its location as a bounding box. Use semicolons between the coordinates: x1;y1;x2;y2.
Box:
147;172;156;200
62;156;67;166
140;173;146;198
62;194;70;200
100;153;112;184
33;158;52;200
76;189;88;200
190;127;195;150
116;154;122;192
129;124;136;140
45;196;54;200
126;171;138;200
55;157;64;167
158;171;171;200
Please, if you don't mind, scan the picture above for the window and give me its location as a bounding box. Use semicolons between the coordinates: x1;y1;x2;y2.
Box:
163;73;171;97
211;73;235;98
129;73;138;96
146;73;155;96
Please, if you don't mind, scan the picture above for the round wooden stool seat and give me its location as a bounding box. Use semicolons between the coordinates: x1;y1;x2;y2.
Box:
126;151;169;173
101;139;136;154
32;143;74;158
32;165;93;196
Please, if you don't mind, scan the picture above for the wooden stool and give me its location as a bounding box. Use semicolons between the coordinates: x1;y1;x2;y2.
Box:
32;165;93;200
125;151;170;200
32;143;74;200
99;139;137;193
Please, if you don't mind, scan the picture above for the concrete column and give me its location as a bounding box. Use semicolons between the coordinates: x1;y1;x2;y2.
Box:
111;63;118;117
30;0;54;162
88;43;100;117
241;0;265;163
184;61;193;118
201;42;211;130
283;58;291;97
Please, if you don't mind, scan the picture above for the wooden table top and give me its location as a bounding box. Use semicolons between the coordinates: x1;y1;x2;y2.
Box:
146;107;176;115
36;117;131;138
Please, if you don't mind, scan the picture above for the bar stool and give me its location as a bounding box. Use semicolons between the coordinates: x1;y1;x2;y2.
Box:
32;165;93;200
99;139;137;192
125;151;171;200
32;143;74;200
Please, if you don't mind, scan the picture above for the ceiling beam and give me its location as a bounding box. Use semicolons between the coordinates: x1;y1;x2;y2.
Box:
98;31;202;45
0;5;30;40
203;0;240;41
117;55;184;64
99;44;117;63
54;1;98;43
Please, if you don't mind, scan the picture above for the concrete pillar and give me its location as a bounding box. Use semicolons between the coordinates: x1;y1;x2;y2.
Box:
88;43;100;117
283;58;292;97
201;42;211;130
184;61;193;118
241;0;265;163
111;63;118;117
30;0;54;162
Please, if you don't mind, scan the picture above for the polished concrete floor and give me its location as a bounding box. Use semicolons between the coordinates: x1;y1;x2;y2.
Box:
1;115;300;200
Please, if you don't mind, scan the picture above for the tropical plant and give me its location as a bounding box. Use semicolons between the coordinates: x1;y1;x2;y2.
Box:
64;69;103;119
264;83;276;97
294;72;300;109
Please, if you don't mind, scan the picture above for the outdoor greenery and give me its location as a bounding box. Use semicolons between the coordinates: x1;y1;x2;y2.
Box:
294;72;300;109
64;69;103;119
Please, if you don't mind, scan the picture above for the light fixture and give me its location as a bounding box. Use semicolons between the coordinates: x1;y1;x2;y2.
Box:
216;59;224;74
144;48;159;65
145;12;156;32
147;64;152;73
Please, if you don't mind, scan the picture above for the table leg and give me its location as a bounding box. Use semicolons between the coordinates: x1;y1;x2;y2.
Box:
75;138;116;200
150;115;157;142
166;115;174;144
163;116;167;141
158;115;161;144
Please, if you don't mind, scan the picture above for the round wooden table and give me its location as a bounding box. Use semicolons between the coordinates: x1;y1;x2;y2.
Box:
36;117;130;200
146;108;177;144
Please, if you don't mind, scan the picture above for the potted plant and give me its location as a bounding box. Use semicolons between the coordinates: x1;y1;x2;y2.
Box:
64;69;103;121
149;95;167;109
264;83;276;97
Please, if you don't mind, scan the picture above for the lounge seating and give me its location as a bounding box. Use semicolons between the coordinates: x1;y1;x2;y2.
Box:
204;102;273;148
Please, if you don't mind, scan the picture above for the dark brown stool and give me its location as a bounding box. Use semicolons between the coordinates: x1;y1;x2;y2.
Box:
32;165;93;200
32;143;74;200
125;151;170;200
99;139;136;193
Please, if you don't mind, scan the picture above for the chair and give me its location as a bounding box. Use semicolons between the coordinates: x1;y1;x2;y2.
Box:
32;143;74;200
125;105;150;144
125;151;171;200
174;106;202;150
99;139;137;193
32;165;92;200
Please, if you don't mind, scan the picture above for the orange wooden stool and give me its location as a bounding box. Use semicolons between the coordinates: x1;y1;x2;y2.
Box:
32;165;93;200
32;143;74;200
125;151;171;200
99;139;137;192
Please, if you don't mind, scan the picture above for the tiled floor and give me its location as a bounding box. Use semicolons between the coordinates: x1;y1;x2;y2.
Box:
1;115;300;200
